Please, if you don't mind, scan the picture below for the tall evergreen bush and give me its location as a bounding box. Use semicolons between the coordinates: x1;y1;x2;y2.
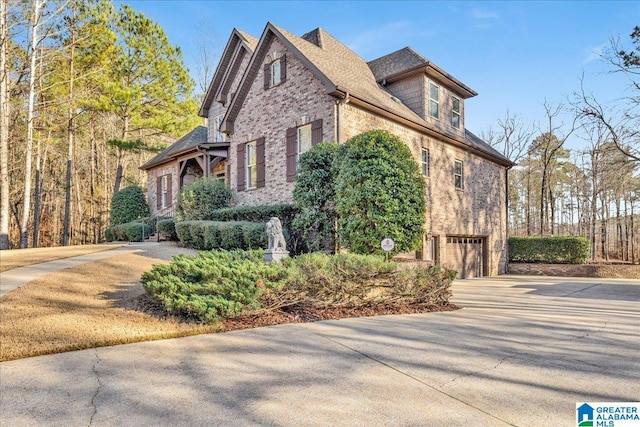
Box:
110;186;149;226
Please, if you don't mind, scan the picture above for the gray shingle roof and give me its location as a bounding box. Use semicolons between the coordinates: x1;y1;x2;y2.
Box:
368;47;428;82
225;23;512;166
140;126;208;170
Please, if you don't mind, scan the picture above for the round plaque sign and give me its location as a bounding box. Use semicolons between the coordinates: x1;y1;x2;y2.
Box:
381;238;395;252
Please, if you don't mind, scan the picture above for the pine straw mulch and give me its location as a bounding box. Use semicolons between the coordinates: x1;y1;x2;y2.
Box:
134;292;459;333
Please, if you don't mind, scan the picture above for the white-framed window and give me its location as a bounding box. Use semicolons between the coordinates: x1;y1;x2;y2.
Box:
270;60;281;87
451;96;461;129
245;141;257;189
296;123;312;167
213;114;225;142
454;160;464;190
429;82;439;119
425;235;436;261
421;148;430;177
160;175;169;208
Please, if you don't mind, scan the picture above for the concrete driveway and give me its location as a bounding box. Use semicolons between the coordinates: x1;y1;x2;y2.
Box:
1;275;638;426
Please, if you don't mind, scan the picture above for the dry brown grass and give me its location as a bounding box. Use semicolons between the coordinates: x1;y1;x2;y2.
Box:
0;243;126;272
0;245;219;362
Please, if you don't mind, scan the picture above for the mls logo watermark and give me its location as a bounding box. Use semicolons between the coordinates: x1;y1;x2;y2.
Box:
577;402;640;427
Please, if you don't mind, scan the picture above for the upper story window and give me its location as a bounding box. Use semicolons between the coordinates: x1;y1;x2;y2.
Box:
264;55;287;89
451;97;461;129
429;82;439;119
454;160;464;190
213;114;225;142
271;60;281;86
297;123;312;167
245;141;257;189
421;148;430;177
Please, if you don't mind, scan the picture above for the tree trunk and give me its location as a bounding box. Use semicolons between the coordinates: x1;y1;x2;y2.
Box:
20;0;44;248
0;0;10;249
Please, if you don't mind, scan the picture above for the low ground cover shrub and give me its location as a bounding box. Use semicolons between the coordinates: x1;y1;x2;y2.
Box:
142;251;456;323
176;220;267;250
509;236;590;264
142;250;290;322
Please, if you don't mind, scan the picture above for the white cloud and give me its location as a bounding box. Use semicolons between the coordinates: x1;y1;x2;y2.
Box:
583;44;605;65
470;7;500;29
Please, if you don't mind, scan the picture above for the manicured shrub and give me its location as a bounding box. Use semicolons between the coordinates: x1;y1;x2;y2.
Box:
334;130;426;255
109;186;149;226
177;178;232;221
509;236;590;264
207;204;304;254
293;142;340;253
157;218;178;241
106;221;152;242
176;220;267;250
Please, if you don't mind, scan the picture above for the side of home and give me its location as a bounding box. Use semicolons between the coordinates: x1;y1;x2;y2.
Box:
142;22;513;278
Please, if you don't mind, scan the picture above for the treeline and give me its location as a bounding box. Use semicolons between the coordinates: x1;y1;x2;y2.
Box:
1;0;199;249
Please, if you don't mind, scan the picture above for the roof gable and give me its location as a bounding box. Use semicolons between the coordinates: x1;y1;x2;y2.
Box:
199;29;258;117
140;126;208;170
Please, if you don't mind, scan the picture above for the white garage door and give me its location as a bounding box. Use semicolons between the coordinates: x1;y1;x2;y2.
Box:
446;237;483;279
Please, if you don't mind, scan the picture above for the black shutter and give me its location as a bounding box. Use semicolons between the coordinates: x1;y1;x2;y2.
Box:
156;176;162;209
311;119;322;146
263;63;271;90
286;127;297;182
166;174;172;205
237;143;246;191
226;162;231;189
256;137;266;188
280;55;287;84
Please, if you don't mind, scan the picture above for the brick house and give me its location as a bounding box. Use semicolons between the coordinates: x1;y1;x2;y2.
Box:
142;22;513;278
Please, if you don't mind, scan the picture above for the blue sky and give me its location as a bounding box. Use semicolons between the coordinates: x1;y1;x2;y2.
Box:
118;0;639;151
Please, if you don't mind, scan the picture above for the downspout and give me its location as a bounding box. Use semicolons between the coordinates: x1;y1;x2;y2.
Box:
505;164;513;274
335;91;350;143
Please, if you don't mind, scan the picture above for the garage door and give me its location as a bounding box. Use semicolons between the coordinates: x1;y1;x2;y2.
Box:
446;237;483;279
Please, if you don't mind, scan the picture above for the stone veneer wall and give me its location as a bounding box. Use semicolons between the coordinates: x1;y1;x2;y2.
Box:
229;38;335;206
508;263;640;279
340;103;508;275
146;163;180;216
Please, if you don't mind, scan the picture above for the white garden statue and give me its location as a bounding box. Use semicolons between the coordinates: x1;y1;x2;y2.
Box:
265;217;289;262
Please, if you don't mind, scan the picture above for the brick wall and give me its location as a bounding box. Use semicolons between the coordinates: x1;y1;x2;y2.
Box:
340;103;508;275
508;263;640;279
146;163;180;216
229;38;335;206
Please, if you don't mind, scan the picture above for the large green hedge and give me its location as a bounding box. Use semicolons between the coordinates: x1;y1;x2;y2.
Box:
335;130;426;255
509;236;590;264
176;220;267;250
110;186;149;226
177;178;232;221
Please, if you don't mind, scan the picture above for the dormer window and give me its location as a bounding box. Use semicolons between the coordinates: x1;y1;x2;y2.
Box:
452;97;461;129
264;55;287;89
429;82;439;119
213;114;225;142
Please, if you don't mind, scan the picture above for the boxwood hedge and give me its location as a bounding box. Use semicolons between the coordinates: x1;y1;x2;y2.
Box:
509;236;590;264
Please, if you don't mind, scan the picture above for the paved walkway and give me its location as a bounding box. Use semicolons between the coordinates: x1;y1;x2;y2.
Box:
1;274;638;426
0;243;158;297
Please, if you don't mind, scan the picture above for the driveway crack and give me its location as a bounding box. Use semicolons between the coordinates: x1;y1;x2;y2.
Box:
437;353;516;389
88;349;103;427
310;330;516;426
